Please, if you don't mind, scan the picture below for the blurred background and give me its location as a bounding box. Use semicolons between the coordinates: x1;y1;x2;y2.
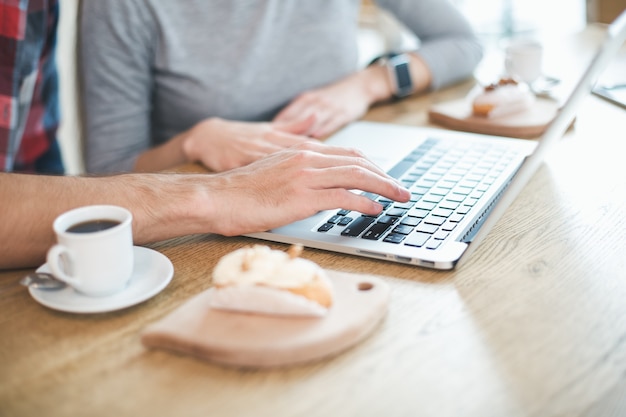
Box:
358;0;624;65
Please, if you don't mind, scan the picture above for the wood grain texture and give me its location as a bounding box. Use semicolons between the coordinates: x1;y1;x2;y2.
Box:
1;25;626;417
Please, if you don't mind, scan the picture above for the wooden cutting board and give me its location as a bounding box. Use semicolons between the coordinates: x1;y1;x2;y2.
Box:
428;96;560;138
141;271;389;368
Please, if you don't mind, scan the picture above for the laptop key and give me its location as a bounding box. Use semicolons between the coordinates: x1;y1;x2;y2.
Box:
392;224;414;235
338;216;353;226
409;193;422;202
415;223;439;234
362;222;392;240
407;207;430;218
423;215;446;226
386;208;407;217
441;221;457;231
449;213;464;222
446;193;466;203
400;216;421;226
426;240;442;250
404;232;431;247
422;194;443;203
411;186;430;195
377;215;398;225
433;230;450;240
341;216;375;237
439;200;460;210
317;223;334;232
432;207;453;218
414;201;437;211
393;201;415;210
327;215;342;224
383;233;406;244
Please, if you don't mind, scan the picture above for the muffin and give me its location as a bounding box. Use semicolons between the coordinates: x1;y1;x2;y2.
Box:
208;244;334;317
472;77;535;117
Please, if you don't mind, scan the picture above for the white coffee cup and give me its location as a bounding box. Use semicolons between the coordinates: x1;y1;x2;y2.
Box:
47;205;134;297
505;39;543;84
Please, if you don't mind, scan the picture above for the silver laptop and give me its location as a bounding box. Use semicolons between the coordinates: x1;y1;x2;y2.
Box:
248;11;626;270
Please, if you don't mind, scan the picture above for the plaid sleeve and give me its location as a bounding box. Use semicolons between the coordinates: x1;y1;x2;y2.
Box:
0;0;63;173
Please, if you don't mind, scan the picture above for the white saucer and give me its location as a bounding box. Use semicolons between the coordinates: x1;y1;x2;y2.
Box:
30;246;174;314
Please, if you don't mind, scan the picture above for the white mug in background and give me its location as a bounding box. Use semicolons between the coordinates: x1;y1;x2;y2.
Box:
47;205;134;297
504;39;543;85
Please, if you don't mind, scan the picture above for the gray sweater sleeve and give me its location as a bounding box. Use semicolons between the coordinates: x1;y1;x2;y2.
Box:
80;0;154;173
377;0;483;90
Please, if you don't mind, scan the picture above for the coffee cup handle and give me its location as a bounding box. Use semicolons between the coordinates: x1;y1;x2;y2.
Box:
46;244;81;288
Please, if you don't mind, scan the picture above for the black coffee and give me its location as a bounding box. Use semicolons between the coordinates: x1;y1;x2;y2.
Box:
66;219;121;234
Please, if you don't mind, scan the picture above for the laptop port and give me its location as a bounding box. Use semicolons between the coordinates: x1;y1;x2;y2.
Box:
356;250;387;259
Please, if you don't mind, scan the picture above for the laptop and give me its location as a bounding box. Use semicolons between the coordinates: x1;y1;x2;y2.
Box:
247;11;626;270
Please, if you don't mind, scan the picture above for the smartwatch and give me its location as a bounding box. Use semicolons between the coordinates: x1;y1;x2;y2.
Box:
371;52;414;99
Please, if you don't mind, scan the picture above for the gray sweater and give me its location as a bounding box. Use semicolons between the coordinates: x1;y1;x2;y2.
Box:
80;0;483;173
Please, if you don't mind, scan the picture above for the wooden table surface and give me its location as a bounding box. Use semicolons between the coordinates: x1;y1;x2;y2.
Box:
2;25;626;417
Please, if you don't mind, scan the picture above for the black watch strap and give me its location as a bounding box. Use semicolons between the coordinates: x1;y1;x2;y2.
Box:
370;52;414;99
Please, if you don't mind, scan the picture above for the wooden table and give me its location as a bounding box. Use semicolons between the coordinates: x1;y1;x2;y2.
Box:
2;25;626;417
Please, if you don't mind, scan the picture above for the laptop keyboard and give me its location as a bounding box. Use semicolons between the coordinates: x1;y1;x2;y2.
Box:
316;137;519;250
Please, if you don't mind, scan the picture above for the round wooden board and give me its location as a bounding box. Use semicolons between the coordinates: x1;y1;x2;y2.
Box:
428;96;560;138
141;271;389;368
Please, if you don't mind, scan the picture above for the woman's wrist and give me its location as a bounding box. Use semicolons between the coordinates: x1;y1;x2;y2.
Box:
133;132;192;172
359;52;432;105
179;126;198;164
360;64;395;104
180;117;227;166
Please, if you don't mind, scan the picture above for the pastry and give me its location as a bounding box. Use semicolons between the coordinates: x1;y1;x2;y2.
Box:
472;77;535;117
208;244;334;317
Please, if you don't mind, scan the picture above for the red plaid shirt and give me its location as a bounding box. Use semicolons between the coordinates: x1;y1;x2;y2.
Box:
0;0;63;173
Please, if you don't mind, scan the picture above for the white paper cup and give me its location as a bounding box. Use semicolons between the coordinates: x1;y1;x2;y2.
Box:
505;39;543;84
46;205;134;297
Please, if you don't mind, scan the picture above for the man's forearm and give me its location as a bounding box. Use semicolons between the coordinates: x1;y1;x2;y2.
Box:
0;142;410;270
0;173;209;269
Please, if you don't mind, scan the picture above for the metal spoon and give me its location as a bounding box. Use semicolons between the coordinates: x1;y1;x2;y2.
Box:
20;272;67;290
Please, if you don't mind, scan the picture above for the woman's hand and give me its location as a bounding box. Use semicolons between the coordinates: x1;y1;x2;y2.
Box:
273;65;392;138
181;116;318;172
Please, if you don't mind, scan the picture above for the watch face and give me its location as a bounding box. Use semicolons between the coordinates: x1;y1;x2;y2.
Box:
388;53;413;97
395;62;412;90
